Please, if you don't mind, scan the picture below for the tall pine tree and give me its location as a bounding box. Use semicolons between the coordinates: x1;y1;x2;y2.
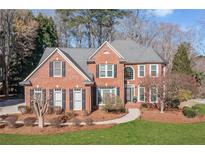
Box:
172;43;192;75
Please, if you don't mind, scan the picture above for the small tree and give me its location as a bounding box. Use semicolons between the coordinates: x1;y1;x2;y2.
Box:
172;43;192;75
31;95;50;128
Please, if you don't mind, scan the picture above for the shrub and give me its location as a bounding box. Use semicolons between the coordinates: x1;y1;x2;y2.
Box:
24;117;36;127
18;105;30;114
178;89;192;102
82;110;89;116
183;106;197;118
53;106;62;115
103;94;125;113
4;115;18;128
165;98;180;109
72;118;81;126
84;118;93;126
49;117;62;128
0;115;8;121
65;111;75;118
140;103;148;108
192;104;205;115
47;106;53;114
132;96;138;103
58;115;69;123
0;122;6;129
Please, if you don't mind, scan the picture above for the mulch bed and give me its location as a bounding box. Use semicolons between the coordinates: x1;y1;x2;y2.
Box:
0;124;114;135
141;108;205;124
15;109;126;122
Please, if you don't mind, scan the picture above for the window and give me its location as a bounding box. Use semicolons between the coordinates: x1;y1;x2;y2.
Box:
97;87;116;104
99;64;114;78
34;89;42;101
150;64;158;77
150;86;157;103
53;61;62;77
138;65;145;77
54;89;62;107
124;67;134;80
138;86;145;102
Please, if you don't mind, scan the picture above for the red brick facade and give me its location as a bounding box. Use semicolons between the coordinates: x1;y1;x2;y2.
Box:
24;42;165;112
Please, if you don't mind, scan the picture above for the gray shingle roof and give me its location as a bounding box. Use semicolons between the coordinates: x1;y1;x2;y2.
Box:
110;40;165;63
36;40;165;81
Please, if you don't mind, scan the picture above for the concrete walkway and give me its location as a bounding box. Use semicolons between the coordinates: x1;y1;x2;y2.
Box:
0;102;25;115
94;108;140;125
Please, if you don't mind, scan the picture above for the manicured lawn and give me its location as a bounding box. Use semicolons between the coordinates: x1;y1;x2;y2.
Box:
1;120;205;144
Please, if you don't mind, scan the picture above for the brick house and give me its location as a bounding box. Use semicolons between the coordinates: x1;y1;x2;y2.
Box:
20;40;166;112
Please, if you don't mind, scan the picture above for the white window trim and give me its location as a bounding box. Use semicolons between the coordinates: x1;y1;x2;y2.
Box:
149;86;158;103
138;85;145;102
34;89;42;101
149;64;158;77
96;87;117;105
73;88;82;111
99;64;114;78
125;84;135;102
53;61;63;77
54;89;63;107
138;65;145;78
125;66;135;80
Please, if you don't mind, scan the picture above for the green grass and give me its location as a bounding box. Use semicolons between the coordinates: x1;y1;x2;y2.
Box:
193;104;205;115
1;120;205;144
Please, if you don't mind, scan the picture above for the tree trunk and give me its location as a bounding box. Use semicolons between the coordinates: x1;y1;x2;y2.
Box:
38;116;44;128
87;23;92;48
160;100;164;113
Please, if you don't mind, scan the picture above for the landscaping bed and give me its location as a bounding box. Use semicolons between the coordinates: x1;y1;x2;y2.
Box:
0;124;113;135
15;109;127;122
141;108;205;124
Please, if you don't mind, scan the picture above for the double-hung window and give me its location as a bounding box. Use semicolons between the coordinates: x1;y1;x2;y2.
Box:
97;87;116;104
150;86;157;103
138;85;145;102
99;64;114;78
53;61;62;77
34;89;42;101
150;64;158;77
54;89;62;107
138;65;145;77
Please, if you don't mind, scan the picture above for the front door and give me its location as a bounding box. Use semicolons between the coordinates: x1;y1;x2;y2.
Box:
125;85;134;103
73;89;82;110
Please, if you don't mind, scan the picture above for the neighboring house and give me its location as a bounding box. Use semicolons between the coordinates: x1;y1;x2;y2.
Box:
20;40;166;112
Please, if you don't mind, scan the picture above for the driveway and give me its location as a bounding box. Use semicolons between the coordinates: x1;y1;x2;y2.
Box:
0;99;25;115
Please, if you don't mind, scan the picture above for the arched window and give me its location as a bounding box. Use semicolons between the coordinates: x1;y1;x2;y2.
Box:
124;67;134;80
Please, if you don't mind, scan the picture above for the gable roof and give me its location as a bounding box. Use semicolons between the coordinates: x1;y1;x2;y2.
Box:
110;40;165;63
24;48;94;82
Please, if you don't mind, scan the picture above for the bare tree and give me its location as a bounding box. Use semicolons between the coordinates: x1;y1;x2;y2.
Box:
31;95;50;128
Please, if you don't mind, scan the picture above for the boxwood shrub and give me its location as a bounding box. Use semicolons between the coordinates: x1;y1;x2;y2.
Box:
182;106;197;118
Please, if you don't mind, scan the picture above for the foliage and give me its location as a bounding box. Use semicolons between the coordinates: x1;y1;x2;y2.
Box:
47;106;53;114
58;115;69;123
192;71;205;86
82;110;89;116
4;115;18;128
164;98;180;109
132;96;138;103
84;118;93;126
18;105;30;114
182;106;197;118
178;89;192;102
23;117;36;127
192;104;205;115
49;117;62;128
172;43;192;75
103;94;125;113
65;111;75;119
53;106;62;115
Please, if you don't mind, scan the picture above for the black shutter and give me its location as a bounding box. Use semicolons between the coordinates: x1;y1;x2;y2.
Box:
30;89;34;110
96;64;99;78
117;87;120;96
43;89;46;103
82;89;86;110
49;89;53;107
49;61;53;77
62;61;66;77
69;89;73;110
62;89;66;110
114;64;117;78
